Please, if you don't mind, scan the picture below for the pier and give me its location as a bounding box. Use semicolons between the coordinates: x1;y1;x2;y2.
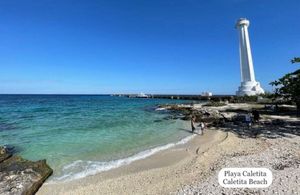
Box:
112;94;235;101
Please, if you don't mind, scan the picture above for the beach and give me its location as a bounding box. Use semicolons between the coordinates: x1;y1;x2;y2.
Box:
37;128;227;195
1;1;299;194
36;103;300;195
1;98;299;194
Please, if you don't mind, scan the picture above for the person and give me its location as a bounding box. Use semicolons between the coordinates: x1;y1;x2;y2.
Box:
252;110;260;123
191;116;196;133
198;121;205;135
245;113;252;128
200;122;205;130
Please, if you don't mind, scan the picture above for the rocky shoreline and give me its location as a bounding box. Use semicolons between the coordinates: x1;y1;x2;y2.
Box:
0;146;53;195
163;102;300;194
2;102;299;195
157;103;238;127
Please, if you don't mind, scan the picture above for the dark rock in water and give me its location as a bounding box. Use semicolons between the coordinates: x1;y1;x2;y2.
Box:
163;115;180;120
0;146;12;163
159;105;192;113
0;153;53;195
159;105;193;120
3;145;22;154
181;115;191;121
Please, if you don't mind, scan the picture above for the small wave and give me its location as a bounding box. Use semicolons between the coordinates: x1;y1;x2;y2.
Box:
155;107;166;111
50;134;196;183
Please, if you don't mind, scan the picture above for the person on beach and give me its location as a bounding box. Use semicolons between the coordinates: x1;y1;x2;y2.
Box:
198;121;205;135
245;113;252;128
191;116;196;133
252;110;260;123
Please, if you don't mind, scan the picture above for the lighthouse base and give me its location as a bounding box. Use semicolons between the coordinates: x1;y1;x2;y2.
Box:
236;81;265;96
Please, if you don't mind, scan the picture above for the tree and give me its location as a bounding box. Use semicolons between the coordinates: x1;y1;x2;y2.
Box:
270;58;300;115
291;57;300;64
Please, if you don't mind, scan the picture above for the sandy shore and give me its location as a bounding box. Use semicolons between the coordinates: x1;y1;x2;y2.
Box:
37;103;300;195
179;132;300;194
37;127;227;195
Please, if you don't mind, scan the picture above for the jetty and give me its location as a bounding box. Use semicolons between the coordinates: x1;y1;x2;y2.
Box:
112;94;235;101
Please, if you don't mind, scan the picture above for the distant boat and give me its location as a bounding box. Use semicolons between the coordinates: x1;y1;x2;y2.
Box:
137;92;149;98
201;92;213;97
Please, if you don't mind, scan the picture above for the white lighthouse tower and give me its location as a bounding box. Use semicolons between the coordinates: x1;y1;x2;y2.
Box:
236;18;264;96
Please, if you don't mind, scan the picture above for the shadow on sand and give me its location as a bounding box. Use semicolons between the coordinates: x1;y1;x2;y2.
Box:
216;120;300;139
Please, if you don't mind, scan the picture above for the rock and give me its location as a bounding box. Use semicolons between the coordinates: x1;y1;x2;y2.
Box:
159;104;193;114
158;104;194;120
4;145;22;154
158;104;229;126
181;115;191;121
0;146;12;163
193;110;226;125
0;155;53;195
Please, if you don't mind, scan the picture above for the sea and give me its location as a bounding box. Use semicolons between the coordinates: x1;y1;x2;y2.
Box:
0;95;194;182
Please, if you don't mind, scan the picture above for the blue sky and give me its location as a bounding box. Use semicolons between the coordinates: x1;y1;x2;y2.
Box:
0;0;299;94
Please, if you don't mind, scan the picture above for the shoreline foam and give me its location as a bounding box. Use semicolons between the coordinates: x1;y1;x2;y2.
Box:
50;133;196;183
37;129;226;195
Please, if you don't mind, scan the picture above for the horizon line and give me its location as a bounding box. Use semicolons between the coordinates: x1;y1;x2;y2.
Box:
0;93;235;96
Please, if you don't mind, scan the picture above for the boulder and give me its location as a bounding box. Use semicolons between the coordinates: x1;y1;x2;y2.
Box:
0;155;53;195
0;146;12;163
158;104;193;114
192;109;226;124
157;104;193;120
158;103;231;127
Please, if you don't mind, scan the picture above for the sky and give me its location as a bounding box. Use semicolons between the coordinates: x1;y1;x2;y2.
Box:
0;0;299;95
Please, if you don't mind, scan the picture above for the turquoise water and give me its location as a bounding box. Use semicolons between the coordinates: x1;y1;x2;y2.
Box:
0;95;192;181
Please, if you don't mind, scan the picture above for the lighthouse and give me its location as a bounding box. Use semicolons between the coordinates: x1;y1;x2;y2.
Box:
236;18;264;96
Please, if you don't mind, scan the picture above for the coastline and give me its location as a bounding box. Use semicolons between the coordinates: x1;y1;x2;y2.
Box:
36;103;300;194
49;127;197;182
37;128;228;195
